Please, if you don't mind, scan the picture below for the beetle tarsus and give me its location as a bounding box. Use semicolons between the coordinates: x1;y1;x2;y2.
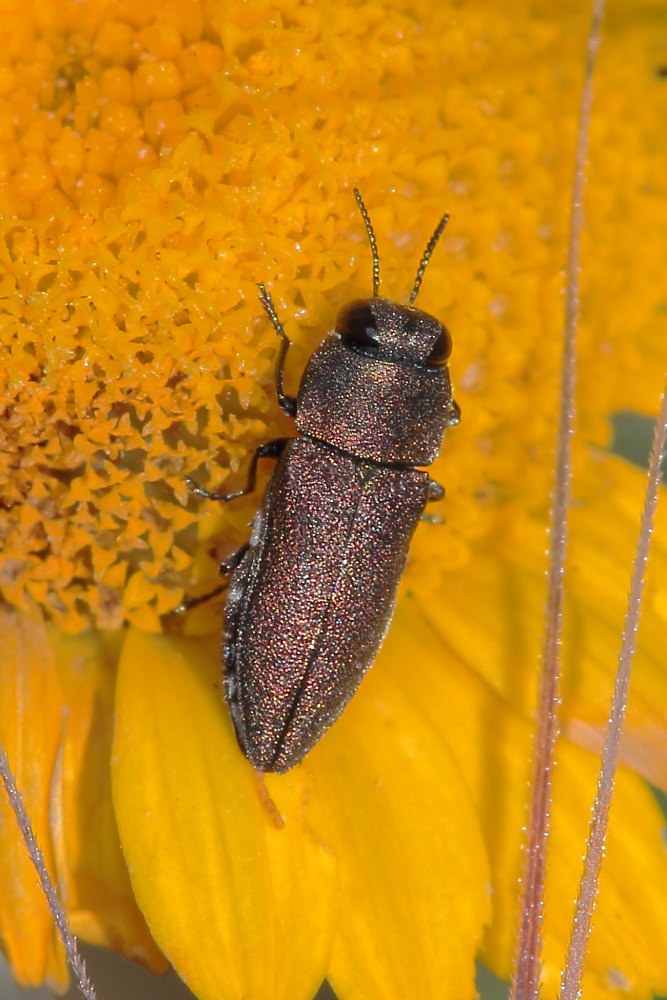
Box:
173;582;228;614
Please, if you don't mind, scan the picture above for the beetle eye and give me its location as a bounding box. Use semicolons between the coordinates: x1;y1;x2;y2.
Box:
425;325;452;365
336;301;379;354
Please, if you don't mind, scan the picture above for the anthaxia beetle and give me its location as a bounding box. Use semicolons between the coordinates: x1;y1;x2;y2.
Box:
185;190;460;773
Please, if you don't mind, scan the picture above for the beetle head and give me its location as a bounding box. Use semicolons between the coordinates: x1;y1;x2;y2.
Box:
335;297;452;370
346;189;452;370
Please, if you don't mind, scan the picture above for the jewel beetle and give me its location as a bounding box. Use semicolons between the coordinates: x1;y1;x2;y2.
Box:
185;190;460;773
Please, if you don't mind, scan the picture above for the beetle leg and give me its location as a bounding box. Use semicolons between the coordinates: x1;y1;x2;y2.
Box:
420;512;444;524
218;543;250;577
173;582;228;614
173;543;250;614
258;283;298;416
419;477;445;523
427;477;445;502
185;438;287;503
445;399;461;427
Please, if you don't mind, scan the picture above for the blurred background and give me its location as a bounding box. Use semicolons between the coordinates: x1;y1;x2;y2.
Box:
0;950;510;999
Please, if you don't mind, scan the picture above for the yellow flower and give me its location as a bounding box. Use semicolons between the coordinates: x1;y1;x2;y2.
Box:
1;1;666;998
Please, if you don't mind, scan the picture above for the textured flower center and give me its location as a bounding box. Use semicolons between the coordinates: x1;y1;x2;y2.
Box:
0;0;665;632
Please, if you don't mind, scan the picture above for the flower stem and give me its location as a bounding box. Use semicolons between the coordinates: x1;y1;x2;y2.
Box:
510;1;606;997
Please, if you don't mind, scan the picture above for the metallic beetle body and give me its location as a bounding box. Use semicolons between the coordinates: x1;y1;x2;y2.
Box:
224;294;459;773
225;438;431;772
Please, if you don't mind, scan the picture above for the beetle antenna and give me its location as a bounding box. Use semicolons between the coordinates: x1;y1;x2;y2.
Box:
408;211;450;305
353;188;380;297
258;282;289;343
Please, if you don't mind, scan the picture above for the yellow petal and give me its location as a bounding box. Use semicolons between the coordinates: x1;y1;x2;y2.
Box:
548;741;667;1000
305;666;491;1000
112;628;337;1000
0;605;67;989
385;599;667;998
50;627;166;971
560;459;667;792
420;455;667;793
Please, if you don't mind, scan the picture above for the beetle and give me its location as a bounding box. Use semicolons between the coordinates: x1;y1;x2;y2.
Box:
184;190;460;773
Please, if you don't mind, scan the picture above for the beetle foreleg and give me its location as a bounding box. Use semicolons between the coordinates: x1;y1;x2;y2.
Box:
258;283;298;417
184;438;287;503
